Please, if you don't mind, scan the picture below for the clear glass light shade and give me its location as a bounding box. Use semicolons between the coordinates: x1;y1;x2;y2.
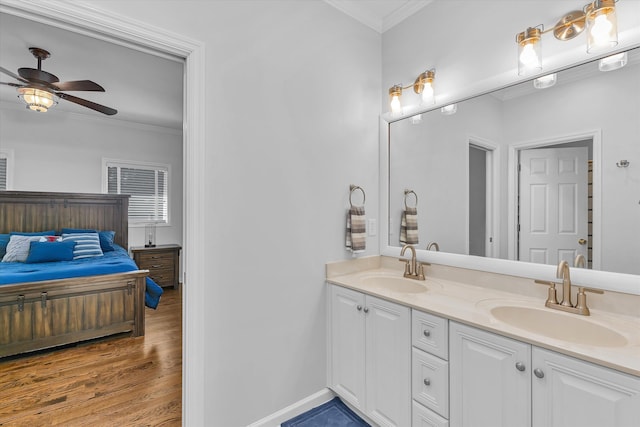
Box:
599;51;627;71
410;114;422;124
533;73;557;89
389;85;403;116
440;104;457;115
517;28;542;76
420;82;435;105
585;0;618;53
17;87;58;112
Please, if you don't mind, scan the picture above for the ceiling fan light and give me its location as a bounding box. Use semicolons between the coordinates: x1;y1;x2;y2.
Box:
17;87;58;112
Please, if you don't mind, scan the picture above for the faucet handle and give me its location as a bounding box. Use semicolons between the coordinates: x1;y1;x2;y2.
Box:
534;280;559;306
574;287;604;315
416;262;428;280
399;258;412;276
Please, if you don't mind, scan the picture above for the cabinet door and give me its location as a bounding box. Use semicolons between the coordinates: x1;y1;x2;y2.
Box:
450;322;531;427
365;295;411;427
532;347;640;427
330;285;366;410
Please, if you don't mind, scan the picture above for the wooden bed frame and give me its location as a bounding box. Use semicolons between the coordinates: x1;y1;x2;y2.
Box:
0;191;147;358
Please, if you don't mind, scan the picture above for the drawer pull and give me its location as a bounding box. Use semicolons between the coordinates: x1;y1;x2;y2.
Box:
423;330;431;337
423;378;431;386
515;362;526;372
151;265;162;268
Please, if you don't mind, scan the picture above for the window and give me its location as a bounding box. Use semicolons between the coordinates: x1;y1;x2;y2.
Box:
104;159;170;225
0;150;13;191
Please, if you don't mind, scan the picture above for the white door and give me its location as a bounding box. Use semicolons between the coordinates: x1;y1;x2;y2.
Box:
449;322;531;427
532;347;640;427
330;285;366;410
519;147;588;265
365;295;411;427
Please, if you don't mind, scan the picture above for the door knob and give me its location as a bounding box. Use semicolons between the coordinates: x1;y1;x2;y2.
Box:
578;238;587;245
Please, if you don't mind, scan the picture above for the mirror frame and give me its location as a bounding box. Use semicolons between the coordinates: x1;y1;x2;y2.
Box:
379;46;640;296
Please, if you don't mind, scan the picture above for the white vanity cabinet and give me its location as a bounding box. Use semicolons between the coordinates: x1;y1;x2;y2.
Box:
412;310;450;427
450;321;640;427
328;285;411;427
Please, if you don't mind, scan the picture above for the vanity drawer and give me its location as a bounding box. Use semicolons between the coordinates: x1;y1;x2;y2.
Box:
412;310;448;360
412;347;449;419
413;400;449;427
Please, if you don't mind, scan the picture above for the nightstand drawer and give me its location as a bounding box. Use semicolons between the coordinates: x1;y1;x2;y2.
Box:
131;244;181;289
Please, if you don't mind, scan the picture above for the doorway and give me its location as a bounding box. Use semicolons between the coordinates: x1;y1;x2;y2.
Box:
468;138;499;258
508;131;600;269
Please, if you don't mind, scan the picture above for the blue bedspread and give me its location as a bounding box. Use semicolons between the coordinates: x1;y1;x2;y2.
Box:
0;245;163;309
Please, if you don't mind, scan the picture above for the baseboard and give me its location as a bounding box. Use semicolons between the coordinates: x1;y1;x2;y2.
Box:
247;388;336;427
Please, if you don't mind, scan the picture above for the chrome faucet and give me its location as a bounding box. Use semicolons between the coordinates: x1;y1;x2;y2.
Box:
399;244;426;280
426;241;440;251
534;260;603;316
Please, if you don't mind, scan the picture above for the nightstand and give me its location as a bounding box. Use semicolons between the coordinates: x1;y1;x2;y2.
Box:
131;244;181;289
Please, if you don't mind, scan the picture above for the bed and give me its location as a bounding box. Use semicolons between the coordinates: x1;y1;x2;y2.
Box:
0;191;162;358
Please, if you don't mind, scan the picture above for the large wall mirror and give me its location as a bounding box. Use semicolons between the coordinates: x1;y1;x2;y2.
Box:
382;46;639;294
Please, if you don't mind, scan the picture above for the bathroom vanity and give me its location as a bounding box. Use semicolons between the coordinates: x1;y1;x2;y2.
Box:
326;256;640;427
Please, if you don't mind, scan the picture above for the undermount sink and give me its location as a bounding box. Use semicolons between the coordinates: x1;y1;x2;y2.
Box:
360;275;430;293
489;305;628;347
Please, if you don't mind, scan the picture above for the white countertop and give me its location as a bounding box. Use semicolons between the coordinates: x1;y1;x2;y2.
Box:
327;259;640;377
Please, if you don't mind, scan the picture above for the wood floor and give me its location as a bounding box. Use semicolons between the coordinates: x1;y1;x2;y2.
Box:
0;287;182;426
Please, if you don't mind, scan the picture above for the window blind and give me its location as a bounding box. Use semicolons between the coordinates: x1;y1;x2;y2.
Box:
0;158;6;190
106;163;168;223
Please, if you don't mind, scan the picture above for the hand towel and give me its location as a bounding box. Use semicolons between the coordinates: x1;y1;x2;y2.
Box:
346;206;366;253
400;207;419;245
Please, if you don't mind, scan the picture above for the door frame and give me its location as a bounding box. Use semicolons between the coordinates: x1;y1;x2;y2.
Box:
467;136;500;258
507;130;601;269
0;1;207;424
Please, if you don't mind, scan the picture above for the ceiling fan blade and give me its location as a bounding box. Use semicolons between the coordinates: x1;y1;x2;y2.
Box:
57;92;117;116
53;80;105;92
18;67;59;84
0;81;23;88
0;66;29;83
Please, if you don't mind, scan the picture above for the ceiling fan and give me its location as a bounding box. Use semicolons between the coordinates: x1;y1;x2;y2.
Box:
0;47;117;115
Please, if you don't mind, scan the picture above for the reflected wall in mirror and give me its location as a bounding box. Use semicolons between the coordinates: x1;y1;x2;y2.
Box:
388;47;640;276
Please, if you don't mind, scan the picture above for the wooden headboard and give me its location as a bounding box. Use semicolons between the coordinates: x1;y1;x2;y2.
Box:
0;191;129;248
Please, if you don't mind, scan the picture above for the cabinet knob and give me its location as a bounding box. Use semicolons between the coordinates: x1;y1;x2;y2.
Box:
534;368;545;379
515;362;526;372
423;378;431;386
423;330;431;337
363;307;369;313
356;305;362;311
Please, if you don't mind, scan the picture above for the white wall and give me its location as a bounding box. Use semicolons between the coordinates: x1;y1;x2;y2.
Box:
73;1;381;425
0;106;183;248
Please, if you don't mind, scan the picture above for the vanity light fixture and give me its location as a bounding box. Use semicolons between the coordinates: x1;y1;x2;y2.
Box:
440;103;457;115
17;87;58;112
388;69;436;114
516;0;619;74
533;73;557;89
599;51;627;71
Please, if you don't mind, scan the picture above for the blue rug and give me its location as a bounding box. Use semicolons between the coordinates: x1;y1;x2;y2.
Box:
282;397;370;427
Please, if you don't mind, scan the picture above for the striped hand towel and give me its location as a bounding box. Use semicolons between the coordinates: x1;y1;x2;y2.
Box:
346;206;366;253
400;207;419;245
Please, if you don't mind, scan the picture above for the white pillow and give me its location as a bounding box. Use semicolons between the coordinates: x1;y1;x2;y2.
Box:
1;235;42;262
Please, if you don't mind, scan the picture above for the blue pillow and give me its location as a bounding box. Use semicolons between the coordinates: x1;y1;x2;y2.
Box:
61;228;116;252
0;234;9;259
99;230;116;252
61;233;104;260
26;241;76;263
10;230;56;236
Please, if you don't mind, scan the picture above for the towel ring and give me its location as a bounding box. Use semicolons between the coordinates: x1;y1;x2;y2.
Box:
349;185;366;207
404;189;418;209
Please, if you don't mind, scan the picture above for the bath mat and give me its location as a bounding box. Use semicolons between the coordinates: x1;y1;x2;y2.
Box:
281;396;370;427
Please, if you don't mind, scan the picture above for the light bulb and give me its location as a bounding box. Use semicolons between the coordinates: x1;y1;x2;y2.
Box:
519;43;539;67
389;85;403;116
421;83;434;105
590;14;613;46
